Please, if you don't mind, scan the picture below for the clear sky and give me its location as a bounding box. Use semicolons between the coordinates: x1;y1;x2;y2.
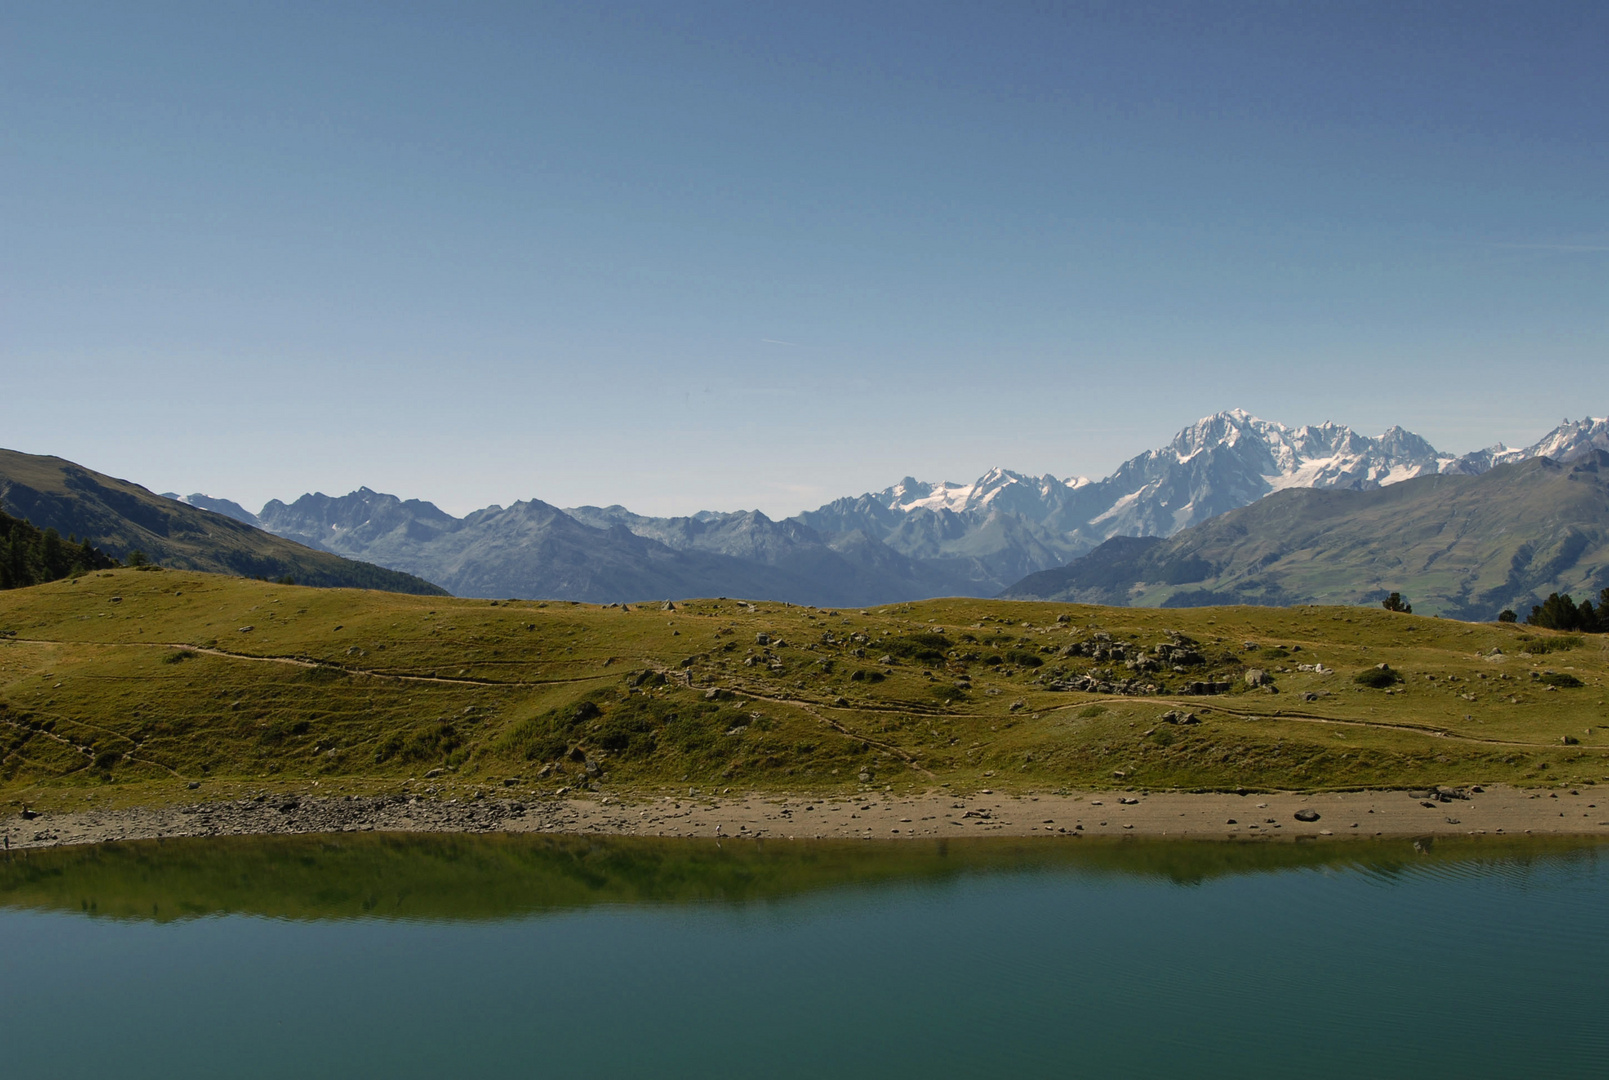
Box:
4;2;1606;518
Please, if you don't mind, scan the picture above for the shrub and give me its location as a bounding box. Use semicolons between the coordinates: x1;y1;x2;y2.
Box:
1536;672;1584;688
1518;636;1582;655
1381;592;1412;614
877;633;950;663
1354;666;1400;688
1004;650;1044;668
374;721;461;763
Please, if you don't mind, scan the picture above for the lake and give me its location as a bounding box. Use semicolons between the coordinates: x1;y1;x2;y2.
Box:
2;834;1605;1077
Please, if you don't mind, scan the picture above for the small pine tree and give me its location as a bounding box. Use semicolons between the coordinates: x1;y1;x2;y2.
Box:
1381;592;1412;614
1497;609;1517;623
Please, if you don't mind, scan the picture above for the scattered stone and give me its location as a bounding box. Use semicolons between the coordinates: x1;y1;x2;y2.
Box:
1294;808;1321;822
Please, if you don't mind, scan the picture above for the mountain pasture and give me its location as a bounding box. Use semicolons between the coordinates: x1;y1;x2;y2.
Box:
2;569;1606;812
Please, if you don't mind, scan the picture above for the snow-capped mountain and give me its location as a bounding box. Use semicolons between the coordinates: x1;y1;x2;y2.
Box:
185;410;1609;605
878;468;1093;516
800;410;1609;591
160;492;262;527
807;410;1466;560
1066;409;1458;541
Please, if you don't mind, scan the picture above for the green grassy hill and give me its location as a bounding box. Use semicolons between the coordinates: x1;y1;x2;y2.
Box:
1007;452;1609;619
0;448;446;595
3;569;1607;806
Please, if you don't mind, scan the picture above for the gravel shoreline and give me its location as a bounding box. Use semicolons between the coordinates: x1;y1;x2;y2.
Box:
5;784;1607;851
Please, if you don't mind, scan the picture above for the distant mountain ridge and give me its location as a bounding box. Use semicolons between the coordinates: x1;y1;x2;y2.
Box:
184;410;1609;605
0;450;446;595
1002;451;1609;620
255;490;964;606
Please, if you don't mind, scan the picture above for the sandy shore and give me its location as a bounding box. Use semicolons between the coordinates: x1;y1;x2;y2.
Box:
4;784;1607;850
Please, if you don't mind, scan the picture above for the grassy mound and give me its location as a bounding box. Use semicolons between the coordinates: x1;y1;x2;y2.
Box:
2;569;1607;809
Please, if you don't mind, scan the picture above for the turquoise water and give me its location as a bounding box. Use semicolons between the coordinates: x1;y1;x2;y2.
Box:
1;835;1605;1078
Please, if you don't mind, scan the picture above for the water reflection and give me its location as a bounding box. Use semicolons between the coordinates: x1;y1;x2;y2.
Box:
3;833;1601;923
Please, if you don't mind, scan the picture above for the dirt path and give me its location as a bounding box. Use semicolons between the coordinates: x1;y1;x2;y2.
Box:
1046;695;1568;749
8;638;622;689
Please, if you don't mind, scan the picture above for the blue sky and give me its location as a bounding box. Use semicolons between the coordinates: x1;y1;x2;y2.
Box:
4;1;1606;517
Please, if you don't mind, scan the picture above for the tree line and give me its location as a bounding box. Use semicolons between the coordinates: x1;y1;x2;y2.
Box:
1498;589;1609;633
0;509;120;589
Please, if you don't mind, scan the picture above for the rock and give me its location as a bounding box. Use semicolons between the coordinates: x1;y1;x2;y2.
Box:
238;625;254;633
878;654;894;665
756;633;771;645
187;781;202;790
663;601;676;611
20;809;38;820
1244;668;1269;687
424;768;444;778
1294;808;1321;822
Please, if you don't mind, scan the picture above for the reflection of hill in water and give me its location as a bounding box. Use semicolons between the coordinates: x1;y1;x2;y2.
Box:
2;834;1602;923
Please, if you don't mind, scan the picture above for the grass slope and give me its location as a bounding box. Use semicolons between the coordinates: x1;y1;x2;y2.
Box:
0;448;446;595
2;569;1607;810
1006;452;1609;619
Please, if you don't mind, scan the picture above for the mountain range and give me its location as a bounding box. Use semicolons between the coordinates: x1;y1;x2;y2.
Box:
1004;450;1609;620
158;409;1609;608
0;449;444;595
